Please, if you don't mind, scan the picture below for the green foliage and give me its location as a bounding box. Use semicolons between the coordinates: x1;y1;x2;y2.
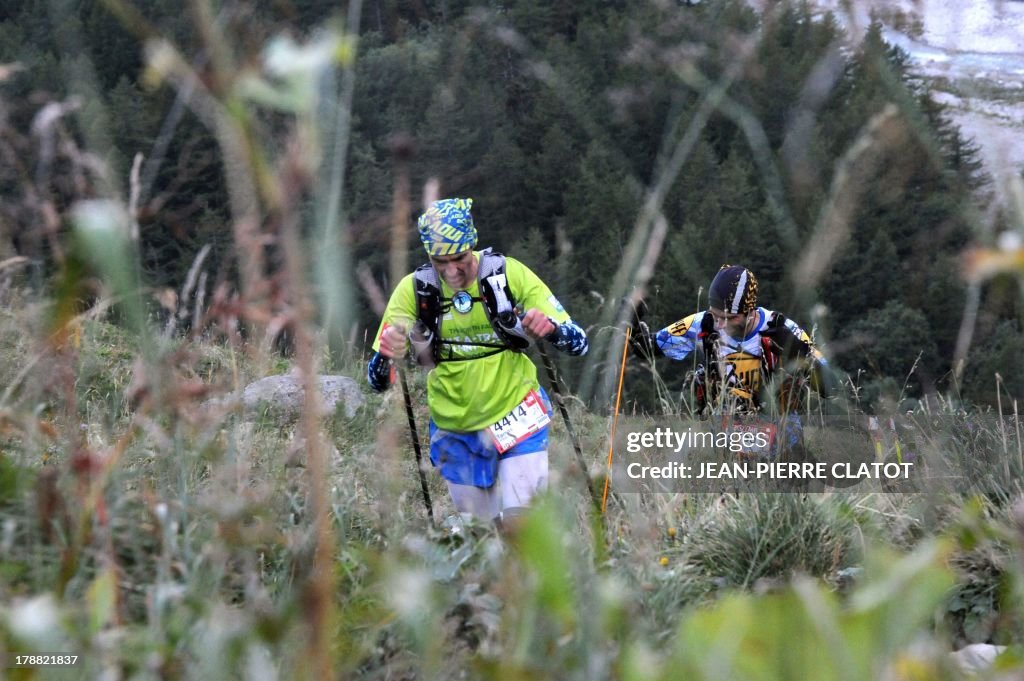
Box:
2;301;1024;677
681;494;857;590
845;301;940;395
665;541;956;681
76;318;138;417
0;453;27;508
947;541;1010;646
563;142;642;307
961;320;1024;409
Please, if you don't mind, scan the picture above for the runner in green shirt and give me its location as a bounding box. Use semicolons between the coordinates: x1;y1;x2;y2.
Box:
367;198;588;523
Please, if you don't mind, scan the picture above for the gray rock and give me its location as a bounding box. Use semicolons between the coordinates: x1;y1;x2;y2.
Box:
240;373;365;420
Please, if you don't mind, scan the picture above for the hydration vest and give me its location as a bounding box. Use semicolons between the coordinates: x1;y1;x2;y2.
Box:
412;248;532;364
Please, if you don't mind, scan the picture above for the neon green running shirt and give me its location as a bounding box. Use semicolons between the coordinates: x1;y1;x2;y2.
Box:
373;253;570;432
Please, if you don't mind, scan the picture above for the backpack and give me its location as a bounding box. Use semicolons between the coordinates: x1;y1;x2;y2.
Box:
412;248;532;364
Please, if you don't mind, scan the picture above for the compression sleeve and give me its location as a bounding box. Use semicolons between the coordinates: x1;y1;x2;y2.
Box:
655;312;702;361
545;319;588;356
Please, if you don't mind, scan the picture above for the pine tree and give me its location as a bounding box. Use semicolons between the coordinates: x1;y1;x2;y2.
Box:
846;301;940;393
962;320;1024;409
561;141;641;311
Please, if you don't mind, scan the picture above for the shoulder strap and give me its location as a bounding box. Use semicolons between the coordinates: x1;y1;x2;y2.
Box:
762;310;783;331
412;263;443;365
477;248;531;352
759;311;781;372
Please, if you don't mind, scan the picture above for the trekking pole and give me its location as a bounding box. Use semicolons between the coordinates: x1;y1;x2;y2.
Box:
398;366;434;524
536;342;599;509
602;326;631;514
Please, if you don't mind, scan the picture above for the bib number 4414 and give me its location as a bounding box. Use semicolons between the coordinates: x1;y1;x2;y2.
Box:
488;390;550;453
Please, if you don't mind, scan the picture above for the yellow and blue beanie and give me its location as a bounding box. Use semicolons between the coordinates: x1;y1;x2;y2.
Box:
417;198;477;257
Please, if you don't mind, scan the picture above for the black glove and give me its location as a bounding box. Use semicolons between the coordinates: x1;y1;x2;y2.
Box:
627;298;660;358
760;314;813;360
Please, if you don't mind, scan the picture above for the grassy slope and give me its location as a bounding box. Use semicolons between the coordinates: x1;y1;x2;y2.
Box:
0;299;1022;679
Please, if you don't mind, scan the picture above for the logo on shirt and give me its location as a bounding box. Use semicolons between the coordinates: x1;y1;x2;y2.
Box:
723;351;763;393
452;290;473;314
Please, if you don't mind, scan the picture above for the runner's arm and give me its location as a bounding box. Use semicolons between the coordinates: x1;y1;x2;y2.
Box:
649;313;701;361
367;274;418;392
506;258;586;355
761;312;835;398
545;319;588;356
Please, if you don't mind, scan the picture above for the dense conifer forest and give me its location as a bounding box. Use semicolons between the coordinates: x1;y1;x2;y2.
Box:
2;0;1020;409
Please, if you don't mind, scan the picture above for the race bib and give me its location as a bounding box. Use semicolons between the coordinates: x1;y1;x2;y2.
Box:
721;417;777;458
488;390;551;454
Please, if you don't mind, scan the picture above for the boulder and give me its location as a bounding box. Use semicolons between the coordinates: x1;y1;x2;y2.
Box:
240;373;365;420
